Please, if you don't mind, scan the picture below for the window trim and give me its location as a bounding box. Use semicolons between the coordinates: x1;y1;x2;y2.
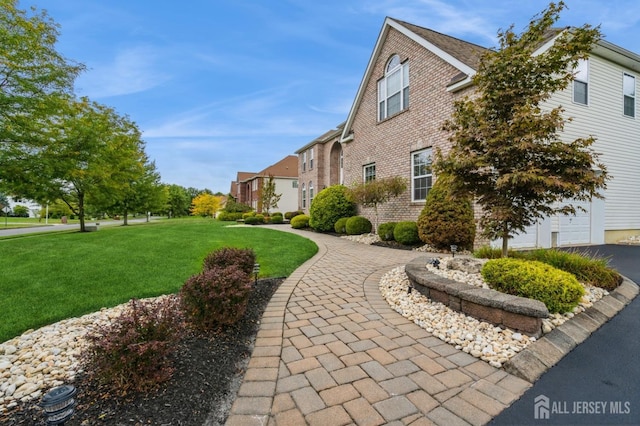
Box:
623;72;635;118
573;59;589;106
309;148;314;170
302;151;307;172
309;181;314;206
411;148;432;202
301;183;306;209
363;163;376;183
378;54;409;121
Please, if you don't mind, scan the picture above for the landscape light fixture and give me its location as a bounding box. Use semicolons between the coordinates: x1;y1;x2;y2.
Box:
39;384;77;425
430;258;440;269
253;263;260;284
451;245;458;257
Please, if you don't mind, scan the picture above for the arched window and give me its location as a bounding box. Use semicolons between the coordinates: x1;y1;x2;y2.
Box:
378;54;409;120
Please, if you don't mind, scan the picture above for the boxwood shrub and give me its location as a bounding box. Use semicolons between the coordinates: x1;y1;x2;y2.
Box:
394;221;420;245
309;185;356;232
244;215;264;225
378;222;397;241
217;211;244;222
481;258;585;313
285;210;304;220
290;214;310;229
334;217;349;234
346;216;372;235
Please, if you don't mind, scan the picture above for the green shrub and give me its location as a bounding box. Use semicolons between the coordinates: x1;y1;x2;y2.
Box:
334;217;349;234
393;221;420;245
244;216;263;225
378;222;397;241
417;178;475;251
180;265;252;329
83;296;184;393
217;211;244;222
285;210;304;220
346;216;372;235
473;245;525;259
481;258;585;313
290;214;310;229
309;185;357;232
271;212;283;218
269;215;284;224
523;249;622;290
242;211;256;219
203;247;256;275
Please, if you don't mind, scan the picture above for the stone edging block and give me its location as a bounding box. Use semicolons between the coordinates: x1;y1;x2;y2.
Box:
405;257;548;336
504;275;639;383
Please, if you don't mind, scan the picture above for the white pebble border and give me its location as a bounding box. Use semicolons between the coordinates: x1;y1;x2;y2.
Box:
379;258;607;369
0;296;170;414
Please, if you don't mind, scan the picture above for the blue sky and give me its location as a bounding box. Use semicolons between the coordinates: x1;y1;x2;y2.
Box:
30;0;640;193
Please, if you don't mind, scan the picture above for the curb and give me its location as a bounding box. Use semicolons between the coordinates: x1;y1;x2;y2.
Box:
503;276;639;383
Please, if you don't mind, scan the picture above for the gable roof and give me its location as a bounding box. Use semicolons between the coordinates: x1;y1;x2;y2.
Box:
295;122;345;153
257;155;298;179
341;17;488;141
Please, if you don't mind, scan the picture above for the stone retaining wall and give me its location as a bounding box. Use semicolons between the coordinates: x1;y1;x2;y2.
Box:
405;257;549;337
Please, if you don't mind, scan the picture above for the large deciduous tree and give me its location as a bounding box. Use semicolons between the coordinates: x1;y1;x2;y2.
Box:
435;1;606;256
0;0;83;170
190;193;222;217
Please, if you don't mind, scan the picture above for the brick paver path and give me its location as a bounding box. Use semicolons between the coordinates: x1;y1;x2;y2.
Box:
226;228;531;425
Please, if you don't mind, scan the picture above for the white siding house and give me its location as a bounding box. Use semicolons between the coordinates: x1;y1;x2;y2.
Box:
509;37;640;247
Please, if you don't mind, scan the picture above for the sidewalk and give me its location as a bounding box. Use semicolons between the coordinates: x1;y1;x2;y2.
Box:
225;229;532;425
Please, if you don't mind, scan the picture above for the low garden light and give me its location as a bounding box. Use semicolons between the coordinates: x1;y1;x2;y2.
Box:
39;384;77;425
253;263;260;284
451;245;458;257
429;258;440;269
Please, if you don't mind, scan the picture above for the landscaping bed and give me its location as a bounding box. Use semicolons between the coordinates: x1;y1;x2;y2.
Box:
0;278;283;426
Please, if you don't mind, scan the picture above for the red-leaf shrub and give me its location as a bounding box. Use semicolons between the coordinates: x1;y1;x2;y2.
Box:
202;247;256;275
82;296;184;393
180;265;252;330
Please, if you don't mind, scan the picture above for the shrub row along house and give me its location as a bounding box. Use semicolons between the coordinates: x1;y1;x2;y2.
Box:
235;16;640;248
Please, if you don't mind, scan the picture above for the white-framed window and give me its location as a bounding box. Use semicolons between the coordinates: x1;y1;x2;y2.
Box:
252;179;258;191
302;151;307;172
301;183;306;209
309;181;314;205
292;180;298;189
363;163;376;183
623;73;635;117
339;150;344;184
573;59;589;105
378;54;409;121
412;148;432;202
309;148;314;170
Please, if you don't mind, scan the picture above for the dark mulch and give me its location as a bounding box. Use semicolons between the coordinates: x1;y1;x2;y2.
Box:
0;278;283;426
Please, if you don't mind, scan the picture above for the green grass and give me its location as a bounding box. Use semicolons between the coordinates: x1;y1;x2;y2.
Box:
0;219;318;342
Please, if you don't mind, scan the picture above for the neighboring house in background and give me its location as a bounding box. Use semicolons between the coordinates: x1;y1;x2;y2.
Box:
233;155;299;213
229;171;256;206
295;123;345;213
333;16;639;248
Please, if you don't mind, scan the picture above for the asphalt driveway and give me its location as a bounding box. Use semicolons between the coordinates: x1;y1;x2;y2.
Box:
491;244;640;425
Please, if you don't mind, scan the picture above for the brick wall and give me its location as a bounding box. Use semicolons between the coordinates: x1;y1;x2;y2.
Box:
343;27;472;226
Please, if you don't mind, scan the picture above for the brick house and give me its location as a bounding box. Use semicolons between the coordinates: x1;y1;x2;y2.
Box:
295;123;345;213
328;17;640;247
231;155;299;214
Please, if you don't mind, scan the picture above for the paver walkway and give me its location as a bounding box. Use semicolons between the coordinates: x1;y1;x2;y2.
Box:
226;228;531;425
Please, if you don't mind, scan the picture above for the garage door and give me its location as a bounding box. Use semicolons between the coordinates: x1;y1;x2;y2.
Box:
558;200;591;246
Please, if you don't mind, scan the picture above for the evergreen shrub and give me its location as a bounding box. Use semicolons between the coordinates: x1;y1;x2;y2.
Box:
290;214;310;229
378;222;397;241
334;217;349;234
345;216;372;235
393;221;420;245
309;185;356;232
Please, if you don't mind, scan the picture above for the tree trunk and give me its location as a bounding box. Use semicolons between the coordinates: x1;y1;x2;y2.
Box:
123;208;129;225
78;193;85;232
501;225;509;258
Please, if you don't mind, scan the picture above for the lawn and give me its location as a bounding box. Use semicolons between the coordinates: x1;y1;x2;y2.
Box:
0;219;318;342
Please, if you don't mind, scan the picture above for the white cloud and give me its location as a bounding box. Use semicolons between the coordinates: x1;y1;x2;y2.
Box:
74;45;171;99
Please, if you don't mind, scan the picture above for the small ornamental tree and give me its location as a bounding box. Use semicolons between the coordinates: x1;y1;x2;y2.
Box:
347;176;407;232
417;176;475;251
190;193;222;217
260;174;282;214
434;1;606;257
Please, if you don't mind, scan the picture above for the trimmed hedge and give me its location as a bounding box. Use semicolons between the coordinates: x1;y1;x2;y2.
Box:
285;210;304;220
393;221;420;245
334;217;349;234
244;216;264;225
346;216;372;235
290;214;310;229
217;211;244;221
378;222;397;241
481;258;585;313
309;185;356;232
